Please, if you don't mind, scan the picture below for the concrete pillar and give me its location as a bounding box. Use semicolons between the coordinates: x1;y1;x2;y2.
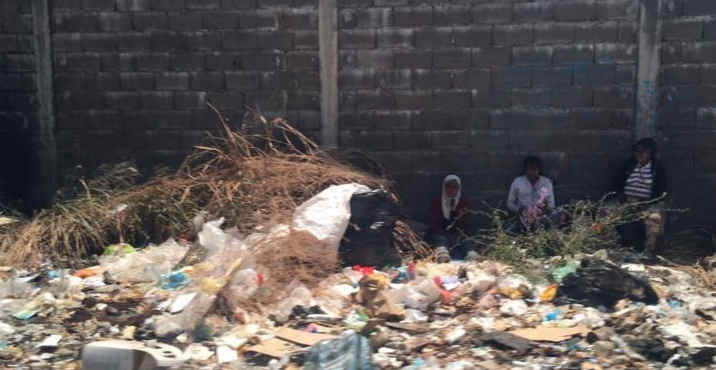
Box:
32;0;58;206
635;0;664;140
318;0;339;148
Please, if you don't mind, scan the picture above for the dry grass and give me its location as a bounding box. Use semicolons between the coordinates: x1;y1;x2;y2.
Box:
0;108;392;268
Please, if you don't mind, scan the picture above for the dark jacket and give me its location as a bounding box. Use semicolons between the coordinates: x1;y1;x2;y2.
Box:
611;157;668;200
429;195;470;236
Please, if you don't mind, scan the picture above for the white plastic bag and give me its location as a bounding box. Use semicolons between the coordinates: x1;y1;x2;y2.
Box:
292;184;370;250
101;239;188;283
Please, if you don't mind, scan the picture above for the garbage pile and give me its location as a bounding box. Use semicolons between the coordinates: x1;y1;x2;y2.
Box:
1;184;716;370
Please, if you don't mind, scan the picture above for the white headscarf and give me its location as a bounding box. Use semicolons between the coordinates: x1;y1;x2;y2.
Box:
441;174;461;219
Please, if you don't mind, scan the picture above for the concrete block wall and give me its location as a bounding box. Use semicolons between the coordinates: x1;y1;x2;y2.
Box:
336;0;639;220
659;0;716;226
48;0;320;172
0;0;38;206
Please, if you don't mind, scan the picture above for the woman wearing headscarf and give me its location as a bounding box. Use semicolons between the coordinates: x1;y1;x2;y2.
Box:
428;175;478;263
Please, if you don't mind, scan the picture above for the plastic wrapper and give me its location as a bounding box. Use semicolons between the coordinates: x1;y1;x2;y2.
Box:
389;278;443;311
499;299;528;316
100;239;188;283
293;184;369;250
304;330;372;370
0;278;32;299
497;274;532;300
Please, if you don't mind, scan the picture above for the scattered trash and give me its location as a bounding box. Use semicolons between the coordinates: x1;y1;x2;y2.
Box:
81;340;186;370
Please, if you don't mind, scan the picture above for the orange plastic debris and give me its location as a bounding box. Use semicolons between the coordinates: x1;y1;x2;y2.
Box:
539;284;558;303
74;267;101;278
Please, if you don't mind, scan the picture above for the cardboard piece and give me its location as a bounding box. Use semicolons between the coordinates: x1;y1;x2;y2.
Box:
476;360;506;370
275;327;337;346
245;338;296;358
509;325;590;343
385;322;429;333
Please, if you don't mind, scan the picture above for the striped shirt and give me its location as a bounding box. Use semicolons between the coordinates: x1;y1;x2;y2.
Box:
623;162;653;200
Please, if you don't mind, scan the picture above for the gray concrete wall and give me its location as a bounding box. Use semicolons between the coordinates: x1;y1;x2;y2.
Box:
0;0;714;227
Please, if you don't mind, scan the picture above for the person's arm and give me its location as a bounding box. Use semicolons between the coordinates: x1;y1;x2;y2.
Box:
428;196;446;235
506;179;520;213
456;198;471;235
545;181;555;212
652;160;668;199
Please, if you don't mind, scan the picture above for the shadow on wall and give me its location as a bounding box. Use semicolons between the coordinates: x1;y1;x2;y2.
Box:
0;129;38;212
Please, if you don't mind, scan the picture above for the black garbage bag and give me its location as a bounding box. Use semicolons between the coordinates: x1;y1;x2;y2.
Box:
338;190;402;269
556;258;659;308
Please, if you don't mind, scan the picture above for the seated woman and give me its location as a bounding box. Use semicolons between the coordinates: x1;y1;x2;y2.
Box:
506;156;556;233
610;137;667;256
428;175;478;263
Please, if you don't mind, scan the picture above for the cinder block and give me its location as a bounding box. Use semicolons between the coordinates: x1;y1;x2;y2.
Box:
414;27;451;48
395;91;432;109
659;108;696;127
550;87;593;108
573;64;615;86
553;45;594;65
169;53;205;71
659;85;703;107
375;111;411;130
151;32;188;52
356;49;393;69
375;70;411;89
239;9;276;29
395;50;432;69
494;25;533;46
453;26;492;47
429;131;471;150
594;86;633;109
680;42;716;62
203;12;238;29
187;32;222;51
133;13;167;31
433;6;472;26
99;13;132;32
225;71;260;90
512;89;550;109
661;65;700;84
106;91;139;110
150;0;185;10
619;23;637;42
156;72;189;90
87;72;120;90
257;31;294;50
513;2;553;22
56;91;105;110
575;22;619;43
492;67;531;88
490;109;529;129
452;69;491;89
222;31;258;50
663;19;704;40
339;29;376;49
245;91;285;110
205;52;241;70
596;0;638;20
697;107;716;127
287;91;319;109
355;91;394;110
569;108;612;128
473;89;511;109
554;0;596;21
339;130;393;151
63;14;99;32
413;70;452;89
450;109;489;130
242;53;282;70
116;34;152;52
513;46;552;66
532;67;572;87
701;65;716;83
534;23;574;45
66;53;101;71
706;20;716;40
53;34;83;52
433;49;471;69
120;72;154;90
117;0;150;11
187;0;222;9
472;4;511;24
354;7;391;28
140;91;174;110
279;10;318;30
410;110;450;130
393;131;430;150
394;6;432;26
376;28;414;48
433;90;471;109
190;71;224;90
472;47;511;67
339;70;374;90
596;43;637;63
221;0;257;10
683;0;716;16
615;65;635;84
529;110;569;128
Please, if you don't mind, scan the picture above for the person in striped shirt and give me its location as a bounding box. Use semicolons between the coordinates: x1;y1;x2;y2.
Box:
611;137;668;255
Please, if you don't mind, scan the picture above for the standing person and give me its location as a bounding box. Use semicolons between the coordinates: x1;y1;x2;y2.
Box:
506;156;556;233
428;175;478;263
611;137;668;255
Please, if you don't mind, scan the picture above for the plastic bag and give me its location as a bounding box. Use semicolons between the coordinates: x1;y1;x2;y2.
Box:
304;330;372;370
556;258;659;308
293;184;369;250
338;190;402;269
100;239;188;283
390;278;442;311
497;274;532;299
552;261;579;283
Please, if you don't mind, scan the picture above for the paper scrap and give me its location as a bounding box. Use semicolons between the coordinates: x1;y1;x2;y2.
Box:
169;292;197;313
37;334;62;349
216;344;238;364
509;325;589;343
246;338;296;358
275;327;337;346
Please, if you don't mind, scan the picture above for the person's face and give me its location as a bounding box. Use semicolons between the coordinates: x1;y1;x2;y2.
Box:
633;146;652;165
444;181;459;198
525;165;540;182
